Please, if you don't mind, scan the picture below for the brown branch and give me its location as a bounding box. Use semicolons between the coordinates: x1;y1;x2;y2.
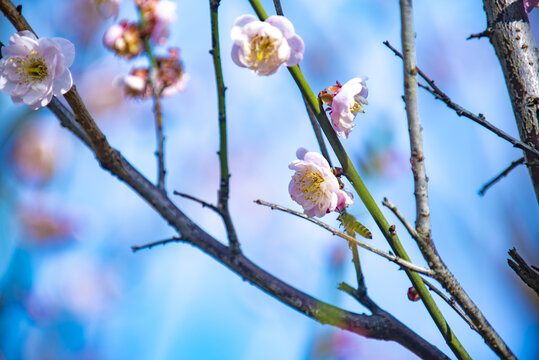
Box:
507;248;539;297
173;191;220;213
132;236;183;252
478;157;525;196
384;40;539;160
0;1;449;358
421;277;479;333
481;0;539;202
382;197;419;241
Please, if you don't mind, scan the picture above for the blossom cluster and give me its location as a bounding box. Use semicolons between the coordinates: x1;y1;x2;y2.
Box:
228;14;365;216
102;0;186;99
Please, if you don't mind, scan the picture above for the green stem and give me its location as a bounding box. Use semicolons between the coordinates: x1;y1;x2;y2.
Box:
210;0;240;254
138;6;165;191
246;1;470;358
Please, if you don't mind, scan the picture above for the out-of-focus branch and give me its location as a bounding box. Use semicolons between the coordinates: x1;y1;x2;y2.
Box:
481;0;539;202
210;0;240;255
478;157;525;196
507;248;539;297
138;6;166;192
383;41;539;159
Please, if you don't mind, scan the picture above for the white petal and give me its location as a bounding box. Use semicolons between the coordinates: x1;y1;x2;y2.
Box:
265;15;295;38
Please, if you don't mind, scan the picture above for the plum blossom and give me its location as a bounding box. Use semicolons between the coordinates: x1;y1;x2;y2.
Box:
320;77;368;139
231;15;304;76
524;0;539;13
289;148;353;218
150;0;177;45
103;21;143;58
0;31;74;110
115;48;186;99
94;0;121;19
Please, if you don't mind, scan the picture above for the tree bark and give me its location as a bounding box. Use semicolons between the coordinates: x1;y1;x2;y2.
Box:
482;0;539;202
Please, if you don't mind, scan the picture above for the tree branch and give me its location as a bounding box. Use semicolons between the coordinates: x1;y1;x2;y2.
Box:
481;0;539;202
210;0;240;255
507;248;539;297
254;200;434;277
383;40;539;159
478;157;525;196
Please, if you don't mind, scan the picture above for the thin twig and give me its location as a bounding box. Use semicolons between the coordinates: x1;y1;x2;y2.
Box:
384;40;539;159
382;197;419;241
132;236;183;252
138;6;166;192
254;200;435;277
478;157;525;196
210;0;240;255
421;277;479;333
173;191;220;213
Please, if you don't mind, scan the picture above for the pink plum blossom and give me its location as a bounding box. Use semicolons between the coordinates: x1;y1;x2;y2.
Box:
524;0;539;13
322;77;368;139
289;148;353;218
231;15;305;76
103;21;143;58
94;0;121;19
0;31;74;110
150;0;177;45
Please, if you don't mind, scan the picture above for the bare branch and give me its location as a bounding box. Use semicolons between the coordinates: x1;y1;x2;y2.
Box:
254;200;435;277
421;277;479;333
173;191;220;213
382;197;419;241
132;237;183;252
507;248;539;297
478;157;525;196
384;40;539;159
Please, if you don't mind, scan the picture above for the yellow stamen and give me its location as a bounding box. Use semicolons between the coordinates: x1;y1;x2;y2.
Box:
247;34;279;70
12;52;49;85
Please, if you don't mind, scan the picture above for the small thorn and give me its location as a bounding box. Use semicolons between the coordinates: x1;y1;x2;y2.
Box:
16;4;22;14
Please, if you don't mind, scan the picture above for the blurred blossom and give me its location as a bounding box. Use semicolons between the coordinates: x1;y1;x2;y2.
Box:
231;15;305;76
17;206;75;244
94;0;121;19
524;0;539;13
289;148;353;218
137;0;177;45
32;253;121;320
103;21;143;59
9;125;58;185
115;48;186;99
0;31;74;110
320;78;368;139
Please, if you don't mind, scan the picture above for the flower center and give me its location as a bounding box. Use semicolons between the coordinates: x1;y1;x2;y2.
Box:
296;171;325;199
12;51;49;84
350;100;364;115
247;34;279;69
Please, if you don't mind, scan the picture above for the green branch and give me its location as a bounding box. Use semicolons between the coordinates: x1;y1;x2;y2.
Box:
247;1;470;359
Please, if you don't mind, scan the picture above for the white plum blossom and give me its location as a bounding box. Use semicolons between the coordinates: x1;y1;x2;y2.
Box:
289;148;353;218
231;15;304;76
151;0;177;45
94;0;121;19
328;77;368;139
0;31;74;110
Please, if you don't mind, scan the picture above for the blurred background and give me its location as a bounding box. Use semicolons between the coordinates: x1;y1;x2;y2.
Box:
0;0;538;359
